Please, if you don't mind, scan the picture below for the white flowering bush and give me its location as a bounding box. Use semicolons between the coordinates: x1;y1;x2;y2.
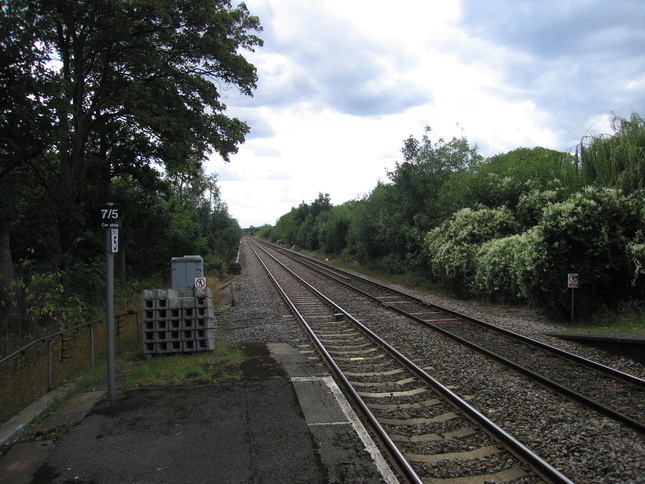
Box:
425;187;644;316
424;207;518;293
533;187;644;315
472;228;544;303
516;188;567;228
628;237;645;291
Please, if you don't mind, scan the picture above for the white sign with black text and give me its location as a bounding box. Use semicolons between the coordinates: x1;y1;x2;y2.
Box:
110;228;119;254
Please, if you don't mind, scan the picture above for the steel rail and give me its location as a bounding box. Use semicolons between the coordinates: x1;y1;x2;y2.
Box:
251;240;574;484
258;240;645;434
274;241;645;387
388;303;645;435
247;242;423;484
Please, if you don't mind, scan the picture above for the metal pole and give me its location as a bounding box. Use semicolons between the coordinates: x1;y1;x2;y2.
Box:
105;227;116;401
570;288;575;321
116;316;122;354
135;311;140;343
47;339;52;391
90;323;95;372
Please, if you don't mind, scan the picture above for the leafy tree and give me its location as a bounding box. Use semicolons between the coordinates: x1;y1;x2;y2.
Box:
199;197;242;269
346;184;404;269
265;119;645;317
580;112;645;193
390;126;482;227
439;147;578;214
0;0;55;302
309;192;332;217
37;0;262;254
297;214;317;249
252;224;274;239
109;166;240;279
362;127;483;272
0;0;53;179
272;193;332;250
273;210;297;245
0;0;262;320
321;203;355;254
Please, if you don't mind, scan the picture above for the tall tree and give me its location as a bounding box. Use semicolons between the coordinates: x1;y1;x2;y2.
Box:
390;127;482;226
0;0;54;303
580;112;645;193
38;0;262;254
375;127;481;272
440;147;577;214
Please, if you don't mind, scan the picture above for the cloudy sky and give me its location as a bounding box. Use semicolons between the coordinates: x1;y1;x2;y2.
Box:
206;0;645;228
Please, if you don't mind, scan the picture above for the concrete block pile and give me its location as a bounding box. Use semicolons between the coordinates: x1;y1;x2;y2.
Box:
142;287;215;355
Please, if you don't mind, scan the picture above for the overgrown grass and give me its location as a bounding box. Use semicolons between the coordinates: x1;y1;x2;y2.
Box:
207;274;224;307
568;301;645;334
0;310;142;424
117;344;243;388
17;368;107;440
0;277;226;424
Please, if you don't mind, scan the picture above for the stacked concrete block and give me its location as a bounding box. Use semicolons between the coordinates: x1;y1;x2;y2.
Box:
142;287;215;355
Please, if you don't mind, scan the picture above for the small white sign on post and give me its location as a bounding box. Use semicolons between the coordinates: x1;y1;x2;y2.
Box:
567;273;579;289
110;228;119;254
195;276;207;295
101;202;121;403
568;273;579;320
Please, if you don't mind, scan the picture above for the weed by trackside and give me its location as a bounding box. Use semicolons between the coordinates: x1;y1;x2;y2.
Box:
117;344;244;388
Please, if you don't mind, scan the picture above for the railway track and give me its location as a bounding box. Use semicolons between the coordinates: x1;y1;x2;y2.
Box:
248;240;573;483
255;239;645;436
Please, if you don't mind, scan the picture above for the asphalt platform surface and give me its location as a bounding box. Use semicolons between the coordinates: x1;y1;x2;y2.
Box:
0;239;398;483
1;341;394;484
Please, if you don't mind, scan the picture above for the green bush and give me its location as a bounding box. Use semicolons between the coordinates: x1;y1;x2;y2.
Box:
424;207;519;293
516;188;567;228
472;228;543;303
22;270;90;331
203;253;224;277
428;187;644;317
531;187;644;316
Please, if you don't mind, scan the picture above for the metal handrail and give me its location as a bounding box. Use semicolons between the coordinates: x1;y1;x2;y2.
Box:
0;311;137;366
0;310;141;391
1;318;101;367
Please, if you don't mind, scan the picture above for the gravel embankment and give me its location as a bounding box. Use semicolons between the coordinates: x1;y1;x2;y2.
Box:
217;242;308;346
220;239;645;483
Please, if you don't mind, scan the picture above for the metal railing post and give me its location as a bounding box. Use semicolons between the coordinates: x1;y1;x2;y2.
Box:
90;323;95;372
46;339;52;391
0;309;142;407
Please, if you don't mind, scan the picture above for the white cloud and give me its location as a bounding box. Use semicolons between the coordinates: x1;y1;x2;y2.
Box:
207;0;645;227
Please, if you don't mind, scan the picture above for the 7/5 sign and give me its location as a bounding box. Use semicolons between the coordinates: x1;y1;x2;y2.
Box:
101;204;122;229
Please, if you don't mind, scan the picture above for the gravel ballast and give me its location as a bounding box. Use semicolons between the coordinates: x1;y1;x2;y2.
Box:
224;238;645;483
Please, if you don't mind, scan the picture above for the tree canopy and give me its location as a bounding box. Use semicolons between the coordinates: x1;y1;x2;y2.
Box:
37;0;261;250
0;0;262;329
261;114;645;318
